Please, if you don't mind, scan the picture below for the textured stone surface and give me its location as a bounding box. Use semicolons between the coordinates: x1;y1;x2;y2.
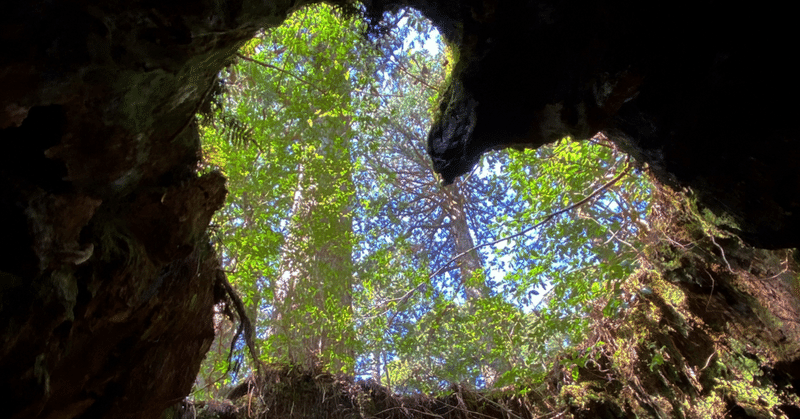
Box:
420;0;800;248
0;1;294;417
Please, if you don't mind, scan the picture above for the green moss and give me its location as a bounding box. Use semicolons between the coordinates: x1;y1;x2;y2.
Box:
651;277;686;307
560;382;596;408
692;198;742;232
687;393;726;417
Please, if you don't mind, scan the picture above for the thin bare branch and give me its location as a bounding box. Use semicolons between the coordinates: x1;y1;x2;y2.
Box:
235;53;327;95
429;160;633;280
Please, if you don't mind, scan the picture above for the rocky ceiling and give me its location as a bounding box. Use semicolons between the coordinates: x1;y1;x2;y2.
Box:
410;0;800;249
0;0;797;418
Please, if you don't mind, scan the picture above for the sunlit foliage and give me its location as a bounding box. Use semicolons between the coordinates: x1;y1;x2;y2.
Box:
195;4;653;398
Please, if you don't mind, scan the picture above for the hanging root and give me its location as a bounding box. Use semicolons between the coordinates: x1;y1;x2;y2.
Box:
215;269;263;377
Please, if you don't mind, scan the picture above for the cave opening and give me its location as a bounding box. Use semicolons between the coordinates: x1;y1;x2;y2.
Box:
191;1;656;403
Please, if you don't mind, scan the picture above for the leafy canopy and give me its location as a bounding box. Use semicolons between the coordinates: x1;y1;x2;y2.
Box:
195;3;654;397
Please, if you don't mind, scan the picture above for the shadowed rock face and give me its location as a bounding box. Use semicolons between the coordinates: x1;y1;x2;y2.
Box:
0;1;300;417
1;0;798;418
419;0;800;248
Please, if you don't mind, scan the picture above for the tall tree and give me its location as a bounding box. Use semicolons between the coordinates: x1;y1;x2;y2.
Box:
271;123;356;372
351;19;520;387
199;3;384;377
352;27;654;388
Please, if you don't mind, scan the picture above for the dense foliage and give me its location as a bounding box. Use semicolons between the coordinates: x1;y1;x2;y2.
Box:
194;4;653;398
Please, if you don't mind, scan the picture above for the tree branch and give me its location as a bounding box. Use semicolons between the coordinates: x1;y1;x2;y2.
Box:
429;160;633;280
379;160;633;329
235;53;327;95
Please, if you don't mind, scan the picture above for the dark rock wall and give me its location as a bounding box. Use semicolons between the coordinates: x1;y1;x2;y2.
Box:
421;0;800;249
0;1;309;418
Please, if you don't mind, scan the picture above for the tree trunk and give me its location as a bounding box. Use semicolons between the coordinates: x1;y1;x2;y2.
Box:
442;183;489;301
272;133;355;373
